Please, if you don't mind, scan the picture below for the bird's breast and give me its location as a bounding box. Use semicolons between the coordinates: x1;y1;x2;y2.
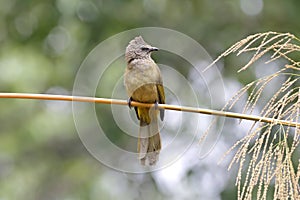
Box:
124;59;160;102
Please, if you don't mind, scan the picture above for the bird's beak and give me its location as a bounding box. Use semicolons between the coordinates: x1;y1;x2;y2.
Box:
150;47;159;52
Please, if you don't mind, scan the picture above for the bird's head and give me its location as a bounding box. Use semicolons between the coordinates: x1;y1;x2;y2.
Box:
125;36;158;64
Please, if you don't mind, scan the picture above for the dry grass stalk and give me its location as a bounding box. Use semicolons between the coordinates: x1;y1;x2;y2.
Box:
204;32;300;199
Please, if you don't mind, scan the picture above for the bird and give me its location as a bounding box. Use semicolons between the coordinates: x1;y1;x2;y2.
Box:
124;36;165;166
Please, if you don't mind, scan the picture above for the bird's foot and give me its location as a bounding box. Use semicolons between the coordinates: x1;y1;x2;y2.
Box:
128;97;133;109
154;101;159;110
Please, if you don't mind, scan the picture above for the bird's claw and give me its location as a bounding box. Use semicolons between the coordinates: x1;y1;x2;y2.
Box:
154;101;159;110
128;97;133;109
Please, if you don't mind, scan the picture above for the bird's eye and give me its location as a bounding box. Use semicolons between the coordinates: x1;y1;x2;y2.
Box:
141;47;149;51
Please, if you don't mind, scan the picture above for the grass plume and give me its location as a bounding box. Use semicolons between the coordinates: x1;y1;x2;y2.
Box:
204;32;300;200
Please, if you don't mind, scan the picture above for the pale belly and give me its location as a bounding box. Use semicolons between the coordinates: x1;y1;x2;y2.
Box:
124;60;161;103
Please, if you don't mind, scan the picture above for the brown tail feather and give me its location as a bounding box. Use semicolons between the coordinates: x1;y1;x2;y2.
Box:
138;118;161;166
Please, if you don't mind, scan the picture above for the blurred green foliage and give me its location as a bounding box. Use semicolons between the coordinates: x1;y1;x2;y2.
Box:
0;0;299;199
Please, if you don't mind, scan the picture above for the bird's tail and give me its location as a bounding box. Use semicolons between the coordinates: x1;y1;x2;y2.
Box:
138;112;161;166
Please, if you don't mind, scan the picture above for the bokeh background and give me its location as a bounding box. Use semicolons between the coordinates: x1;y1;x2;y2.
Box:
0;0;299;199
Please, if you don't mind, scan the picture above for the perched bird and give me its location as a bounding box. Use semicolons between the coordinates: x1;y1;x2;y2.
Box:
124;36;165;166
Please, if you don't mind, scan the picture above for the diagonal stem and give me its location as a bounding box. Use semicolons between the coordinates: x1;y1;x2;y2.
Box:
0;92;299;128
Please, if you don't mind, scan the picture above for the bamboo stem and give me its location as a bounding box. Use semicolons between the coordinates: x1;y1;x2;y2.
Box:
0;92;299;127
